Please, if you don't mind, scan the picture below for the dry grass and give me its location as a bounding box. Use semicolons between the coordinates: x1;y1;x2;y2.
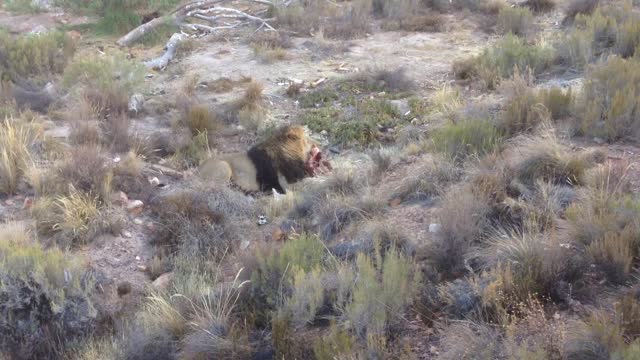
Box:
390;156;462;203
497;6;534;37
524;0;555;13
498;70;551;136
563;0;599;24
0;118;39;194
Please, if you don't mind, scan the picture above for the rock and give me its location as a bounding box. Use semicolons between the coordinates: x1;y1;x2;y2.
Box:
133;218;143;225
152;272;174;291
117;282;132;297
593;137;605;145
240;240;250;250
390;99;411;116
127;200;144;214
429;223;441;233
146;222;155;231
137;265;147;272
30;25;49;35
272;228;285;242
121;231;132;238
22;197;33;209
148;177;160;186
111;191;129;206
5;200;14;206
389;198;402;207
135;256;141;261
128;93;145;115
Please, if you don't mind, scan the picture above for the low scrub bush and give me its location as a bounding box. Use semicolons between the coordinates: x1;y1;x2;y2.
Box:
557;4;640;68
498;71;551;136
390;156;462;203
463;34;554;89
63;52;145;115
180;102;221;136
497;6;534;37
563;0;599;24
0;118;40;194
431;117;503;161
0;222;96;360
0;30;75;81
339;68;417;94
219;81;266;131
55;145;112;200
524;0;555;13
512;135;595;187
381;14;445;32
428;186;492;278
574;57;640;142
538;86;573;120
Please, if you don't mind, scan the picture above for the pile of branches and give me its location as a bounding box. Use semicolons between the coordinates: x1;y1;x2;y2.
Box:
118;0;288;69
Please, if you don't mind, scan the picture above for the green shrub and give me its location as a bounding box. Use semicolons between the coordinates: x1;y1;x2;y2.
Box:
63;52;145;115
0;30;75;81
473;34;554;89
0;222;95;359
575;56;640;142
497;6;534;37
298;88;339;108
557;4;640;68
343;248;420;344
431;117;503;161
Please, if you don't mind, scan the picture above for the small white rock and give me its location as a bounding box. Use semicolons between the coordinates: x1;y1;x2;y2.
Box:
133;218;143;225
429;223;442;233
135;256;141;261
148;177;160;186
113;156;121;163
122;231;132;238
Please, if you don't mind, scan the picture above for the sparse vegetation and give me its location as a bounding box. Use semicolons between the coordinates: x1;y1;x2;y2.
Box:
63;52;145;115
497;6;534;37
0;30;75;81
431;117;503;160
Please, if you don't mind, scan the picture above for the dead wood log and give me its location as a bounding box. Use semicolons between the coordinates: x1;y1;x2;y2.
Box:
143;33;184;70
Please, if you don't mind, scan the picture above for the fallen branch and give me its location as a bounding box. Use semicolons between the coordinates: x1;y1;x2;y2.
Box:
117;0;276;47
143;33;184;70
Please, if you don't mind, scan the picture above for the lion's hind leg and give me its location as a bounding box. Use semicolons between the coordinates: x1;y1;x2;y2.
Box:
197;158;233;187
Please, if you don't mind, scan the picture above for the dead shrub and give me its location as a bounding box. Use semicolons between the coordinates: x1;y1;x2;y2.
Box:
0;118;40;194
219;81;266;131
438;322;502;360
70;120;101;146
538;87;573;120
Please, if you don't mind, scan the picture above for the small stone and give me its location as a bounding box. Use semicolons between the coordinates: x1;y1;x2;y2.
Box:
133;218;143;225
30;25;49;35
121;231;132;238
137;265;147;272
135;256;141;261
148;177;160;186
593;137;605;145
111;191;129;206
389;198;402;207
152;272;174;291
128;93;145;115
113;156;121;163
5;200;14;206
553;312;561;320
429;223;442;233
127;200;144;214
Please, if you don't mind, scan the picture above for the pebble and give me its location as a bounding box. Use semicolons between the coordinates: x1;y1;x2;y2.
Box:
137;265;147;272
121;231;133;238
127;200;144;214
428;223;441;233
133;218;143;225
135;256;141;261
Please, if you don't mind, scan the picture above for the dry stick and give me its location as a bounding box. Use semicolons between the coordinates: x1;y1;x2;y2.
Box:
143;33;184;70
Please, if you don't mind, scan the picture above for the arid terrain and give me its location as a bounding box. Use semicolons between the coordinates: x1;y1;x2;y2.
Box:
2;0;640;359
